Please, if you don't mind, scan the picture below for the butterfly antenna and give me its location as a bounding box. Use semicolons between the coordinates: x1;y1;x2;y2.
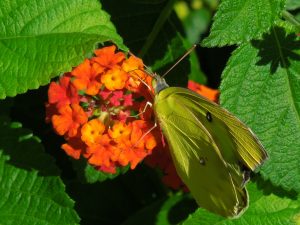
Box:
161;44;197;78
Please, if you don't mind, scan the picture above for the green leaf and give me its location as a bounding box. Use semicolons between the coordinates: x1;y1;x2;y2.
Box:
72;158;129;183
182;182;300;225
220;26;300;191
182;8;211;44
203;0;219;10
0;122;80;224
84;164;129;183
202;0;285;47
296;13;300;22
156;193;197;225
122;192;197;225
286;0;300;10
0;122;59;176
0;0;125;99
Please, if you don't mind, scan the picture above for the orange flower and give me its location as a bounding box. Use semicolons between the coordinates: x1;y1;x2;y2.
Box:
130;120;145;149
122;56;153;93
87;134;119;170
81;119;105;146
115;141;131;166
62;143;82;159
188;80;219;102
48;76;79;108
126;120;157;169
116;139;148;169
101;68;128;90
71;59;102;95
93;45;125;69
61;136;87;159
71;59;90;90
145;134;156;150
52;104;88;137
130;148;148;169
108;122;132;142
131;120;156;150
122;55;144;73
122;56;150;84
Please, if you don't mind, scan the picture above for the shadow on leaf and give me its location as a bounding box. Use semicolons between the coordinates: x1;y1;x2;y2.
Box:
168;197;197;224
0;122;60;176
253;175;298;200
252;26;300;74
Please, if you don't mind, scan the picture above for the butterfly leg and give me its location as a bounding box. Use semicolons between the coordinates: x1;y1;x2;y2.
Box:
128;101;153;118
132;120;157;148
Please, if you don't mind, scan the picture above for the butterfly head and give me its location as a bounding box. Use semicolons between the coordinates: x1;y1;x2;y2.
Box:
152;73;169;94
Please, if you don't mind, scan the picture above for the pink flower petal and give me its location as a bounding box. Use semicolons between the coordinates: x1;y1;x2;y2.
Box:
99;89;112;100
123;94;133;106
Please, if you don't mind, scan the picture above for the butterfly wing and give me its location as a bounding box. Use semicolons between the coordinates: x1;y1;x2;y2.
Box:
154;87;267;217
164;87;268;171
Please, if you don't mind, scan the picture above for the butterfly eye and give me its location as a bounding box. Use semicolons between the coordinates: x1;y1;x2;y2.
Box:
206;112;212;122
199;157;206;166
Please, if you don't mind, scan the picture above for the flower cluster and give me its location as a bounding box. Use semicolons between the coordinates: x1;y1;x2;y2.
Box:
46;45;159;173
46;45;219;190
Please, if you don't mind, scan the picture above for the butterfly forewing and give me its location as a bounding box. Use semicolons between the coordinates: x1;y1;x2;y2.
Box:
154;87;252;217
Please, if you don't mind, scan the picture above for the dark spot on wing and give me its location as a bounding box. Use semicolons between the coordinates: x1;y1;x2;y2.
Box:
206;112;212;122
199;157;206;165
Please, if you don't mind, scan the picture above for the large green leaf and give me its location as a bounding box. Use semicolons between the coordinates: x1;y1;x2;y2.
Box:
202;0;285;46
182;182;300;224
0;122;79;224
0;0;124;99
220;26;300;191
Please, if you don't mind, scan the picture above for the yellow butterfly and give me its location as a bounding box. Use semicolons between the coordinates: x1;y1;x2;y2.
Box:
146;48;268;217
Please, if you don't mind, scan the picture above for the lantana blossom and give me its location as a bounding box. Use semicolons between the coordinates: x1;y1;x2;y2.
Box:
46;45;219;188
47;45;157;174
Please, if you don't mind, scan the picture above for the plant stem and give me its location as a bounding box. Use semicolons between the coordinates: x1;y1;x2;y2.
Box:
282;10;300;30
139;0;176;57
